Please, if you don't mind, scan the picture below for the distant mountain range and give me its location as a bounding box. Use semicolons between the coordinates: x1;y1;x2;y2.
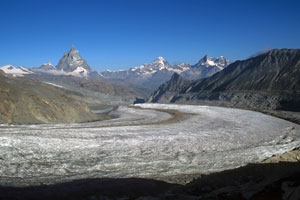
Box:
2;47;300;112
0;46;230;89
148;49;300;111
0;46;100;79
0;46;230;100
0;47;138;103
99;55;230;89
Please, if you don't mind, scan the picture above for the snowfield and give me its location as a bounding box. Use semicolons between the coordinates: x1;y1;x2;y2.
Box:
0;104;299;186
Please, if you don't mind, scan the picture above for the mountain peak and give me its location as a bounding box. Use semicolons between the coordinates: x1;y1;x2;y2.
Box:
38;61;56;71
56;47;92;72
154;56;167;64
193;54;230;69
153;56;170;66
156;56;165;61
70;45;77;52
44;61;53;66
202;54;212;61
197;54;215;66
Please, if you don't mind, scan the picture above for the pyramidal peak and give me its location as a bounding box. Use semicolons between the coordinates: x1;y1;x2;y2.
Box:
201;54;216;63
70;45;78;52
203;54;211;60
56;46;92;72
65;46;80;58
198;55;215;65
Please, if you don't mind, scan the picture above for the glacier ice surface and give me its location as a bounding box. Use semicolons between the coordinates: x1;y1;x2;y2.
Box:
0;103;299;186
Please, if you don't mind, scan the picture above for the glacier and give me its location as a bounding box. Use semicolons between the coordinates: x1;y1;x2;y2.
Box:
0;103;299;187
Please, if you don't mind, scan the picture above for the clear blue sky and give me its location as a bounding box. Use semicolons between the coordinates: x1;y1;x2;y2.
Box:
1;0;300;71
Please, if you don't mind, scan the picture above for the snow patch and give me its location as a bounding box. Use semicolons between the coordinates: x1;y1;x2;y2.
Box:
69;66;89;77
43;82;63;88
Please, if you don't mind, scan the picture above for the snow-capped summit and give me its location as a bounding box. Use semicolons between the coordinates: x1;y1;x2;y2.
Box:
128;57;172;76
154;56;167;64
180;55;230;80
56;46;92;73
214;56;230;68
0;65;33;76
198;55;214;66
194;55;230;69
39;62;56;70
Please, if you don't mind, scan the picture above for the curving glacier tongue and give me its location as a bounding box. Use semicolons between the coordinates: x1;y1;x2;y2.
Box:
0;104;299;187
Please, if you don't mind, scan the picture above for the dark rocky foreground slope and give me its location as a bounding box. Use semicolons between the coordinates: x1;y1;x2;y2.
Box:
0;70;100;124
148;49;300;111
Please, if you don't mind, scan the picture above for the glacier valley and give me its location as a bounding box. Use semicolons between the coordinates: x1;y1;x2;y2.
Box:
0;104;299;186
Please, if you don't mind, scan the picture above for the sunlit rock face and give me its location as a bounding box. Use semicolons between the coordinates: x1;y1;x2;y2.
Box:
0;104;299;187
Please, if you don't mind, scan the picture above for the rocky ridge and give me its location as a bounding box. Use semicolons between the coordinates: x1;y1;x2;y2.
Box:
100;55;230;89
148;49;300;112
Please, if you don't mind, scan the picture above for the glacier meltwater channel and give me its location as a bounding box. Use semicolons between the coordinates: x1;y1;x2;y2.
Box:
0;104;299;186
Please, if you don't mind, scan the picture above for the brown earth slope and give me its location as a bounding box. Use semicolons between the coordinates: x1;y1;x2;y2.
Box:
0;70;100;124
